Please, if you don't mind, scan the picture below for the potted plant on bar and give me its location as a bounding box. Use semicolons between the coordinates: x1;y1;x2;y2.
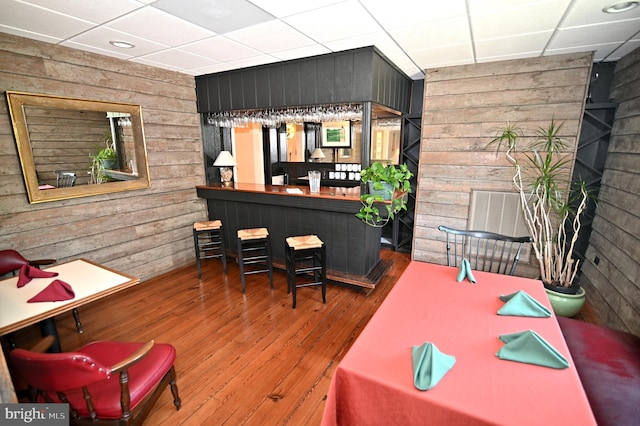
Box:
356;161;413;227
489;119;591;317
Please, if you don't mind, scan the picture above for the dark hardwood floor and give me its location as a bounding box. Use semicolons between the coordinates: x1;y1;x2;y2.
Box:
9;249;411;425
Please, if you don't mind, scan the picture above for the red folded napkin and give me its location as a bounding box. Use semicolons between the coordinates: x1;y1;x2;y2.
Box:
17;264;59;287
27;279;75;303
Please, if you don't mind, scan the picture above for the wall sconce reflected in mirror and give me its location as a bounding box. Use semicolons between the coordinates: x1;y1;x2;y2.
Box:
213;151;237;186
310;148;325;162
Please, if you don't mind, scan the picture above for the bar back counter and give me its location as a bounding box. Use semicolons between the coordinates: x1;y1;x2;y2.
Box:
196;183;387;288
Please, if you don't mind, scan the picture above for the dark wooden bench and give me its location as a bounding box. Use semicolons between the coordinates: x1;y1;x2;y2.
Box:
558;317;640;426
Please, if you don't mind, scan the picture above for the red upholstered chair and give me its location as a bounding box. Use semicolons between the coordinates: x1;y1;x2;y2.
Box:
10;336;181;425
558;317;640;426
0;249;83;334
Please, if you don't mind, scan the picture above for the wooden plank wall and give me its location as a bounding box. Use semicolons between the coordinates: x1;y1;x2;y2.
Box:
0;33;208;281
413;52;593;280
580;47;640;335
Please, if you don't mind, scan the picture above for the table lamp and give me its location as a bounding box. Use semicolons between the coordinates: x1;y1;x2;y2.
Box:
310;148;325;162
213;151;237;186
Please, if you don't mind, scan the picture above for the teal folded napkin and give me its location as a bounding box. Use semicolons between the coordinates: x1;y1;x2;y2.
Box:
456;258;476;283
496;330;569;369
498;290;551;317
412;342;456;390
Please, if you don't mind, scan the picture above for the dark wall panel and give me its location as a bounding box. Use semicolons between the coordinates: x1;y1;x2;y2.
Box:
316;56;335;104
195;76;210;112
196;46;413;113
284;62;301;106
334;52;354;101
255;69;271;107
269;65;285;107
218;74;231;111
353;50;373;101
299;60;317;105
229;72;244;110
242;69;257;108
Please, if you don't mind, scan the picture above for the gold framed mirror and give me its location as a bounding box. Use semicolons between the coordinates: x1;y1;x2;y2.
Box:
6;91;150;203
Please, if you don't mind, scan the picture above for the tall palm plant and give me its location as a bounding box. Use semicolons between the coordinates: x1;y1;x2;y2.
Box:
489;119;590;288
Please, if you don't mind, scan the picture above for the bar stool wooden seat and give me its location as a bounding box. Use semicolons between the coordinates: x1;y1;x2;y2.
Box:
285;235;327;309
193;220;227;278
237;228;274;293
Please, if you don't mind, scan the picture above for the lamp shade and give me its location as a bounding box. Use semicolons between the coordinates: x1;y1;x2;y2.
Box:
310;148;325;159
213;151;237;167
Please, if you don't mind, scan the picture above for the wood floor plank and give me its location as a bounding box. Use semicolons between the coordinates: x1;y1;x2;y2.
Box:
6;249;411;425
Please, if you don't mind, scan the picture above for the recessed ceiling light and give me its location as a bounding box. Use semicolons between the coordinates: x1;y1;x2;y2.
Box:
603;1;640;13
109;40;135;49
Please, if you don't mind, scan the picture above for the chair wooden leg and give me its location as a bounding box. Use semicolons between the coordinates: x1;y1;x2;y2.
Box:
237;237;247;293
169;366;182;410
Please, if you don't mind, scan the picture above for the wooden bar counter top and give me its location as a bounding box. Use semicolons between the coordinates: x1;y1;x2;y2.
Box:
196;183;387;288
197;182;361;201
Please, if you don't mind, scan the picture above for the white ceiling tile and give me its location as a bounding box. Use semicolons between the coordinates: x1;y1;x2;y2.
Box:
550;19;640;48
224;54;280;69
324;31;395;53
422;56;475;69
66;26;168;56
184;62;236;75
131;56;183;71
283;0;382;43
0;0;94;39
323;31;419;77
247;0;345;18
151;0;275;34
60;40;135;60
475;31;553;58
0;24;63;44
468;0;571;15
546;41;625;62
360;0;468;29
409;43;475;68
561;0;640;27
270;44;332;61
476;50;545;63
180;36;262;61
224;20;316;53
389;16;471;52
471;0;568;40
137;48;218;69
604;39;640;60
107;7;216;46
20;0;144;23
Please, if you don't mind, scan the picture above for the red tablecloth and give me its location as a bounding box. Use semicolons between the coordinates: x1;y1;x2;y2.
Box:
322;262;596;425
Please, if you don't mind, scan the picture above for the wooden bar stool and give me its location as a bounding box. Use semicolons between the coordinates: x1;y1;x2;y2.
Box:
285;235;326;309
193;220;227;278
236;228;274;293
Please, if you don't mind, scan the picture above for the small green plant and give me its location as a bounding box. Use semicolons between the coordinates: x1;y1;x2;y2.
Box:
356;161;413;227
90;133;116;184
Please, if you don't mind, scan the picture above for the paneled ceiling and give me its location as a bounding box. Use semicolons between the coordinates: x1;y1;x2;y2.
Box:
1;0;639;79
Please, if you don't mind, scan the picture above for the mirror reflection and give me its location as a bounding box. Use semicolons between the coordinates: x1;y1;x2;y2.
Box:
7;91;150;203
205;102;402;187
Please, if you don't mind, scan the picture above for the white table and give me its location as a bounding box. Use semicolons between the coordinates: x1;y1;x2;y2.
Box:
0;258;139;336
